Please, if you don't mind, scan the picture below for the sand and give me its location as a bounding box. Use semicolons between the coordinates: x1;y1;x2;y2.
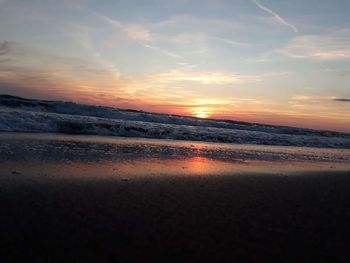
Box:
1;171;350;262
1;133;350;262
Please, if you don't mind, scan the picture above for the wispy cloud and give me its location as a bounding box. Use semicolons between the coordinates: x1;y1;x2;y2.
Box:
95;13;155;42
291;95;350;104
0;41;127;99
97;12;247;46
291;95;336;101
0;41;15;56
252;0;298;33
142;44;184;59
154;14;241;32
149;69;246;85
334;98;350;102
145;68;286;85
280;33;350;60
96;13;186;59
123;24;154;42
212;37;252;47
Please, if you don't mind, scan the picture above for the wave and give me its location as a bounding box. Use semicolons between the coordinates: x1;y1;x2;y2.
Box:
1;95;349;148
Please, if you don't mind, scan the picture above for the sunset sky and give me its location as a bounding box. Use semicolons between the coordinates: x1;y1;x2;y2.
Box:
0;0;349;131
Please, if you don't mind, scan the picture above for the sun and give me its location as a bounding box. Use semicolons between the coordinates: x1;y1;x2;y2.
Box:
190;107;212;119
195;110;209;119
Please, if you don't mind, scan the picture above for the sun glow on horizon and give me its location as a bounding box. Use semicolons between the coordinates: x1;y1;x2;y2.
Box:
1;0;350;132
194;108;210;119
196;111;208;118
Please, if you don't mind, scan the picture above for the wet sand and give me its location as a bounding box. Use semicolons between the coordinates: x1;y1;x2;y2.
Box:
1;133;350;262
2;171;350;262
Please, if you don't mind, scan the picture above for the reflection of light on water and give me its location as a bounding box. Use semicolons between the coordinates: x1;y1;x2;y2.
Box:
187;157;213;174
112;157;224;177
2;156;350;181
1;133;350;180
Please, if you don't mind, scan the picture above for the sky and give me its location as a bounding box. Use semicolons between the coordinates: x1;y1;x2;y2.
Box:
0;0;349;132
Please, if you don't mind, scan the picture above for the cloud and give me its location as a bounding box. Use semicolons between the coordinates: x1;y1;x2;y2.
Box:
0;40;120;79
212;37;252;47
69;25;121;80
250;30;350;62
96;14;186;59
280;33;350;60
0;41;13;56
0;82;52;100
142;44;184;59
292;95;335;101
151;70;245;85
291;95;350;104
97;12;246;46
95;13;203;46
252;0;298;33
124;24;154;42
154;14;241;32
0;41;130;101
277;30;350;60
145;67;285;85
115;67;287;109
334;98;350;102
339;70;350;77
96;13;154;42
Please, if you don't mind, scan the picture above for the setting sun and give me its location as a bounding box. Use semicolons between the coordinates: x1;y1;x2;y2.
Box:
196;111;208;118
194;109;210;119
190;107;213;119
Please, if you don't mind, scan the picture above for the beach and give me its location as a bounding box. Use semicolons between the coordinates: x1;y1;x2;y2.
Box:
1;133;350;262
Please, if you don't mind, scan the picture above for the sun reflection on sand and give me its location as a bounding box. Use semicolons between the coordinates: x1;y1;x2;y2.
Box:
2;155;350;181
1;133;350;180
186;157;214;174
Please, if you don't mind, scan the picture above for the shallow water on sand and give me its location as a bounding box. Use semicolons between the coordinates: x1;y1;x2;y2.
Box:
0;132;349;179
2;133;350;262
